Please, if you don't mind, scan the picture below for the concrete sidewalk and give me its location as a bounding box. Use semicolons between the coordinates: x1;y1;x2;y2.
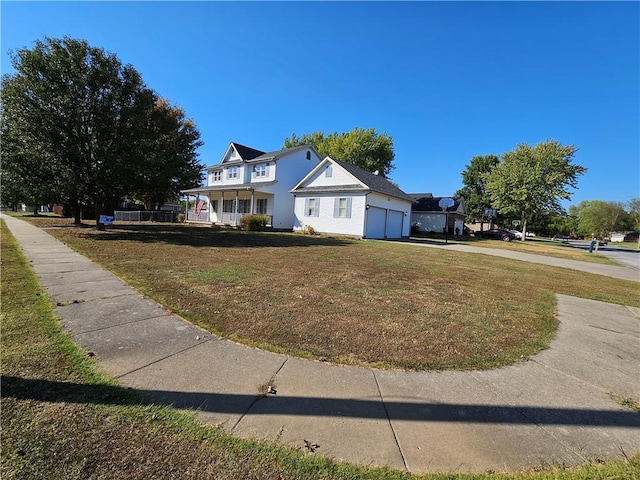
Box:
3;214;639;474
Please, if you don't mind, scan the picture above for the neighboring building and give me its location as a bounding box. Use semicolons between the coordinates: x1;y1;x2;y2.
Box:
409;193;466;235
610;231;640;243
181;142;322;229
291;156;414;239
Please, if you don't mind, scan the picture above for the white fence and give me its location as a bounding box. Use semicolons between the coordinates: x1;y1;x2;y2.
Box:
187;210;209;222
114;211;177;223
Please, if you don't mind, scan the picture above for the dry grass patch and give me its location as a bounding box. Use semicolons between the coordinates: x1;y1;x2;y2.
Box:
467;238;617;265
25;220;639;371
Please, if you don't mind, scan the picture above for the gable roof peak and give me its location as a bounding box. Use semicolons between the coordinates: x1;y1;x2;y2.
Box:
329;157;414;202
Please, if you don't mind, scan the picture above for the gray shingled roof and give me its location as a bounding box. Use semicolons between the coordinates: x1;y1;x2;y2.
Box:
248;144;314;163
410;194;464;212
336;160;414;202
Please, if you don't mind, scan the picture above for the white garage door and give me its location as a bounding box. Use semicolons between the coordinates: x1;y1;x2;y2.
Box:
365;206;387;239
387;210;404;239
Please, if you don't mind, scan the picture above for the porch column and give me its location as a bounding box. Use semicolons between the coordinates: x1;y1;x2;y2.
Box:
250;189;255;214
207;193;211;223
234;190;239;226
221;191;225;224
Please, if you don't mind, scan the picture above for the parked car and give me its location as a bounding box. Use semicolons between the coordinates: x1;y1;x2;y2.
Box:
475;229;516;242
509;229;523;239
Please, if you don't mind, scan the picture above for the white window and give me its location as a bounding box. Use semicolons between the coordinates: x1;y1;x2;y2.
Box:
325;165;333;178
212;171;222;182
305;198;319;217
227;166;238;179
256;198;267;214
334;197;352;218
254;164;267;177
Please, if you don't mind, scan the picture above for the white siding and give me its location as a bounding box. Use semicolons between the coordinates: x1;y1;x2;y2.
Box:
248;162;275;183
223;165;245;185
294;193;367;237
293;191;412;239
302;163;360;188
260;149;320;229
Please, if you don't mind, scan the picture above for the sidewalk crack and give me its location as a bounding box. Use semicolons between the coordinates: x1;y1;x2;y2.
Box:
372;370;409;472
230;357;289;432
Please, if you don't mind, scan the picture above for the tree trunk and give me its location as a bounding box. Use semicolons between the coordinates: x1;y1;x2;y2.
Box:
95;200;104;230
73;200;82;225
521;217;527;242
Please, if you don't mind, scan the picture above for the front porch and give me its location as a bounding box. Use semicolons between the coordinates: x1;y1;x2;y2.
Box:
183;185;274;228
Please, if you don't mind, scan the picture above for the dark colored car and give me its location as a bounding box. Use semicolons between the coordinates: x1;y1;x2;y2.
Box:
475;229;516;242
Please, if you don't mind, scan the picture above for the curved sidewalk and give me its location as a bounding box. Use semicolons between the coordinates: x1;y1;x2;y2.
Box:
3;215;639;474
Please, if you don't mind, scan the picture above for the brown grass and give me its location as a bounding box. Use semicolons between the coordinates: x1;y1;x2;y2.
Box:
17;217;640;370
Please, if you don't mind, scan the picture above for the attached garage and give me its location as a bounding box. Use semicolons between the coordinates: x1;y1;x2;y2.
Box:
291;157;414;239
386;210;404;239
365;207;405;239
365;206;387;239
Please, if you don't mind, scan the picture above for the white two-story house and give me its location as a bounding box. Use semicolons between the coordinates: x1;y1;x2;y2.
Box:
182;142;322;230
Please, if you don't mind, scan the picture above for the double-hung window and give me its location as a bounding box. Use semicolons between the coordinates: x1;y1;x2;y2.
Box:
333;197;352;218
256;198;267;214
254;164;267;178
227;166;239;179
304;198;319;217
212;170;222;182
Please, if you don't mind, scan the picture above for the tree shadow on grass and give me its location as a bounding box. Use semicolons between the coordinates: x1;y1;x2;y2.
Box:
76;225;354;249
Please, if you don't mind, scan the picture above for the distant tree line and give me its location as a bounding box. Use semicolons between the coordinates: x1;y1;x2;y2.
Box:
1;36;204;225
455;140;587;239
455;140;638;240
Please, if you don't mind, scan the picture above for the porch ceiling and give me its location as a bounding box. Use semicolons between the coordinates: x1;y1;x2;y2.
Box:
181;181;277;195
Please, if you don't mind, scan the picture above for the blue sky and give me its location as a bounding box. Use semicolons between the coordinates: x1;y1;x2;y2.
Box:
2;1;638;207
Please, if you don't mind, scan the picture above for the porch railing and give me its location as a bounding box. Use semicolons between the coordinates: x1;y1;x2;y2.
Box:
186;210;209;222
221;212;272;226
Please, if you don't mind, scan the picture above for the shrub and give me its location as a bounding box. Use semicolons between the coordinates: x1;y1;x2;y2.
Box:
177;213;186;223
302;224;317;235
241;214;270;231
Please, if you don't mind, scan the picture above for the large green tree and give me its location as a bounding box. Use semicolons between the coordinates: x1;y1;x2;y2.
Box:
454;154;500;227
133;97;203;210
283;127;395;177
485;140;587;240
1;36;203;224
575;200;630;239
